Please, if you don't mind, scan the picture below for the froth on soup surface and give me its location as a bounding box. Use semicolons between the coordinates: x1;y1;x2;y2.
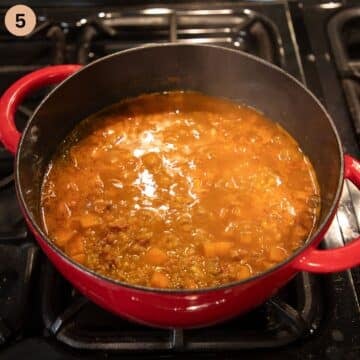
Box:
41;91;320;289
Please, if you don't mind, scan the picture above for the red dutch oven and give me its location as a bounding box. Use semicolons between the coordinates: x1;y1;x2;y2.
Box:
0;44;359;328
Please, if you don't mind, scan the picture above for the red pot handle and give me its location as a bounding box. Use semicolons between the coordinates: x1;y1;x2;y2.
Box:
294;154;360;273
0;65;82;154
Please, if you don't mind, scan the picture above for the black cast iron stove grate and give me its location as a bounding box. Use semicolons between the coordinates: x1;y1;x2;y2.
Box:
0;15;68;181
76;8;285;66
328;7;360;139
41;260;322;352
0;241;38;346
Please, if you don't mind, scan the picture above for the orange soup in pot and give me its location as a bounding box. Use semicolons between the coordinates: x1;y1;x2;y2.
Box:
41;91;320;289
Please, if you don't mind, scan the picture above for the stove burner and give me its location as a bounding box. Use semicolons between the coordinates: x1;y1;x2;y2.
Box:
41;261;321;352
76;9;285;66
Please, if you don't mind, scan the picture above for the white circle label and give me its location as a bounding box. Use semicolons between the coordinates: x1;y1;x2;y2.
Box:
5;5;37;37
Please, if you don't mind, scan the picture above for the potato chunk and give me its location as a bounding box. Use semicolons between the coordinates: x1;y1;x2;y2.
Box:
236;265;251;280
269;246;288;262
144;248;168;265
66;235;84;257
79;214;101;228
203;241;233;258
150;272;169;288
55;229;75;248
72;253;86;265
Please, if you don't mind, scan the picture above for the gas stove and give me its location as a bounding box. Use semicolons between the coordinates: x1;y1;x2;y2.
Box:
0;1;359;359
